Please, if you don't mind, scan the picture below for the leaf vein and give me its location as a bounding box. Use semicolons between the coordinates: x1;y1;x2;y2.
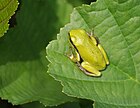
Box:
104;0;137;79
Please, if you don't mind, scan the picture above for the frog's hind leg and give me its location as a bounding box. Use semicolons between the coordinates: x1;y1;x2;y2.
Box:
80;61;101;76
97;44;109;65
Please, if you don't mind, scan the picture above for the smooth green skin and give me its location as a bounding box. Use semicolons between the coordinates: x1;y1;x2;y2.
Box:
69;29;109;76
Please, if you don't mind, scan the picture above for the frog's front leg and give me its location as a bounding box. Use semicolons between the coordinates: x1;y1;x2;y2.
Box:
81;61;101;76
66;44;80;62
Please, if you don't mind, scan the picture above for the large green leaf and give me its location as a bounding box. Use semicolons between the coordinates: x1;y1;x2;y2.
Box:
0;0;75;106
0;0;18;37
46;0;140;107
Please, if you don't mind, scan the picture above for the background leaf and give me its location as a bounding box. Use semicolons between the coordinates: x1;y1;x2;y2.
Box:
21;101;83;108
46;0;140;107
0;0;76;106
0;0;18;37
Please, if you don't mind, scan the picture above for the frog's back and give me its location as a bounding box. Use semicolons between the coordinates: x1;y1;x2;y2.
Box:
77;41;106;70
69;29;106;70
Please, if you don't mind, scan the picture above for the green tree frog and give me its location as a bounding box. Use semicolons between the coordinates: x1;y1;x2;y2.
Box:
68;29;109;76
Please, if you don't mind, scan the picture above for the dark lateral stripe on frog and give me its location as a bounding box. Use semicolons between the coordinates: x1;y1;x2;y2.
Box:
68;33;83;63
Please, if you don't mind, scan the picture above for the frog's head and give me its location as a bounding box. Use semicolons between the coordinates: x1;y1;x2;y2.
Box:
69;29;86;46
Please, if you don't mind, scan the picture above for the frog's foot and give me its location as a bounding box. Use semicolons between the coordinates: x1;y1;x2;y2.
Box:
86;31;93;37
86;28;95;36
80;62;101;77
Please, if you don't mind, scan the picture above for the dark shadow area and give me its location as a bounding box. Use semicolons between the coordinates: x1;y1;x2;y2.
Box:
67;0;96;6
0;99;20;108
9;0;21;28
9;14;17;28
84;0;96;4
0;99;93;108
79;99;93;108
21;99;93;108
